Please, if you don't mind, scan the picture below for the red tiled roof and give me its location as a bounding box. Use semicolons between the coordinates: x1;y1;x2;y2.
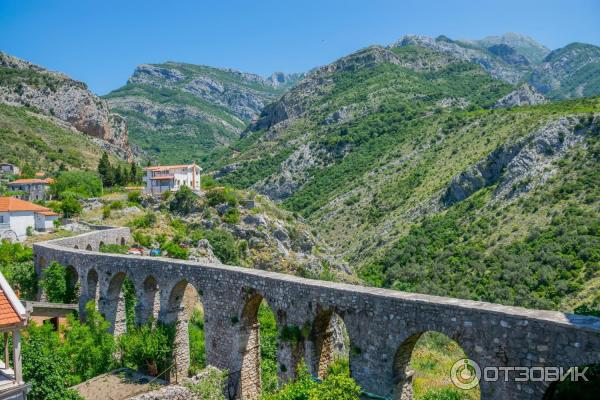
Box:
0;197;52;213
143;164;197;172
37;210;59;216
0;290;21;327
8;178;54;185
150;175;174;180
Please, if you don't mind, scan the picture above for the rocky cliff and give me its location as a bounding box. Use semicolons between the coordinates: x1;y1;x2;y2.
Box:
0;52;132;160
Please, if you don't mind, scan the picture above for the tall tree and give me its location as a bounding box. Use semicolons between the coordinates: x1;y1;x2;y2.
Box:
129;162;138;184
97;152;113;187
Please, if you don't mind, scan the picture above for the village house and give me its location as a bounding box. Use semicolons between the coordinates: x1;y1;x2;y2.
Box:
0;272;29;400
0;197;59;242
0;164;20;177
7;178;54;202
142;163;201;195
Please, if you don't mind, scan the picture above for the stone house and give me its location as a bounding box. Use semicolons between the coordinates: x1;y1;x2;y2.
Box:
0;272;29;400
0;164;20;177
0;197;59;242
142;163;201;195
7;179;54;202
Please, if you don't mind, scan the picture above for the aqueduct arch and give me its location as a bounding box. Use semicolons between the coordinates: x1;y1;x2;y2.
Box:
32;227;600;400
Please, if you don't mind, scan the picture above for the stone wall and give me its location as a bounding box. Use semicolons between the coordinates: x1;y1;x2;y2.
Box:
33;228;600;400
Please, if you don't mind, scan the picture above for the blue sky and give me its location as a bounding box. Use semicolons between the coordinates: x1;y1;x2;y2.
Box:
1;0;599;95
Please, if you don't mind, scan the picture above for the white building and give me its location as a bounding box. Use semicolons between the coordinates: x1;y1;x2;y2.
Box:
142;164;201;195
0;197;59;242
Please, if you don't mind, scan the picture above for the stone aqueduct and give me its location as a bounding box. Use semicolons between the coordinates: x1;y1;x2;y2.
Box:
33;227;600;400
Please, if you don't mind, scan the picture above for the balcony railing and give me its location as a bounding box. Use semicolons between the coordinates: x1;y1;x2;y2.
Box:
0;223;10;230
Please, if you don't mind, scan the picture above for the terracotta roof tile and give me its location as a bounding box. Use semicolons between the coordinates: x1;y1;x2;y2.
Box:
8;178;54;185
0;290;21;327
0;196;55;213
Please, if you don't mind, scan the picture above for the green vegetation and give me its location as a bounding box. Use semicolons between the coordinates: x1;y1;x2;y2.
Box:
0;103;121;171
51;170;103;199
39;261;78;303
117;322;175;375
0;240;36;299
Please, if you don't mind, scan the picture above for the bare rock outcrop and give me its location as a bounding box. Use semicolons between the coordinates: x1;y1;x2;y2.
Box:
0;51;132;159
492;84;547;109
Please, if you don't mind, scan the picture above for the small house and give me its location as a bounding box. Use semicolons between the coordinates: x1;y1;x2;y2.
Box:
0;164;20;177
7;178;54;202
142;163;201;195
0;197;59;242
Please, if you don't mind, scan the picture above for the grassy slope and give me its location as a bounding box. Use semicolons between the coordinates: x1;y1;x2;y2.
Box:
0;103;121;171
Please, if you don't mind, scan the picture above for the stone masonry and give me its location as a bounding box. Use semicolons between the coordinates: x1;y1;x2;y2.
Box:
33;228;600;400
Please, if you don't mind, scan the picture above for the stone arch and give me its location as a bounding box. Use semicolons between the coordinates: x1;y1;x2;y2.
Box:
121;237;126;246
101;271;128;335
543;363;600;399
164;279;202;381
86;244;92;251
74;245;79;249
99;241;105;249
65;265;80;303
237;291;279;400
138;275;160;324
310;309;350;379
392;331;480;400
86;269;99;309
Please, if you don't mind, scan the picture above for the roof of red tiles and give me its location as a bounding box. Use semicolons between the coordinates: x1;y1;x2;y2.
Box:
0;196;55;214
143;164;198;171
8;178;54;185
0;290;22;327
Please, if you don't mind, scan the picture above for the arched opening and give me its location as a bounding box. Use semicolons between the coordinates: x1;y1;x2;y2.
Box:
121;237;126;246
165;280;204;380
86;269;99;309
74;245;79;249
65;265;80;304
238;292;278;399
543;364;599;400
310;310;350;379
102;272;128;335
139;276;160;324
99;241;105;250
393;332;480;400
86;244;93;251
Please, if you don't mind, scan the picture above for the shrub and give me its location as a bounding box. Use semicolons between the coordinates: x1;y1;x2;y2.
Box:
222;207;241;224
206;187;239;207
60;196;82;218
169;186;198;214
99;243;129;254
127;190;142;204
40;262;69;303
186;367;227;400
204;229;239;264
162;241;188;260
420;387;465;400
117;322;175;376
131;212;157;228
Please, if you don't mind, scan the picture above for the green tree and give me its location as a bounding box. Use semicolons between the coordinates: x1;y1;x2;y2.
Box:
60;195;83;218
22;322;83;400
130;162;139;183
117;322;175;376
51;171;102;199
20;163;35;179
40;261;77;303
61;302;116;384
169;186;198;214
97;152;113;187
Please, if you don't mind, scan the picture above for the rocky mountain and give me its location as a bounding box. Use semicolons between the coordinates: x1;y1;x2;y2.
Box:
212;39;600;312
530;42;600;99
462;32;551;64
0;52;132;160
104;62;300;165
